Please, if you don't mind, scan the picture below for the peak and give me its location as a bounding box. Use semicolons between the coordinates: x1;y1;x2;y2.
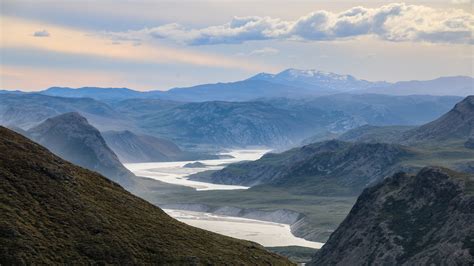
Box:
452;95;474;113
48;112;88;123
278;68;352;80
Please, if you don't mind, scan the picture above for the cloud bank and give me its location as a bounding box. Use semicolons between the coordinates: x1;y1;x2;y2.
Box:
135;3;473;45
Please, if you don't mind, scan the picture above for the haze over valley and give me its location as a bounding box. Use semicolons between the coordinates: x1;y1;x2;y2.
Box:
1;0;473;264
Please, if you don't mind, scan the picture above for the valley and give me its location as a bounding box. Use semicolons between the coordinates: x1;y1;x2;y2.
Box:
125;148;329;248
2;2;473;263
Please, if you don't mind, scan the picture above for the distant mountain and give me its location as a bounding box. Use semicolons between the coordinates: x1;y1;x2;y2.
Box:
249;68;389;92
0;93;133;131
160;80;312;102
103;130;217;163
42;87;148;102
192;140;416;196
286;94;462;126
0;93;464;148
310;167;474;265
133;100;306;147
0;126;290;264
27;112;135;187
35;72;472;104
364;76;473;96
124;95;460;148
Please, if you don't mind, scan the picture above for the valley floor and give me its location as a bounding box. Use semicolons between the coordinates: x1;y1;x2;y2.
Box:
127;149;356;245
164;209;323;249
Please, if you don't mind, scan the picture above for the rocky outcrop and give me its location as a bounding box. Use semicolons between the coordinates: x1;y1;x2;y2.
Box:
310;167;474;265
27;112;135;187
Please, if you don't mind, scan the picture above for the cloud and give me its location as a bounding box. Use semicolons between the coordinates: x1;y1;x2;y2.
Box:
237;47;279;56
129;3;473;45
2;16;276;73
33;30;50;37
451;0;471;4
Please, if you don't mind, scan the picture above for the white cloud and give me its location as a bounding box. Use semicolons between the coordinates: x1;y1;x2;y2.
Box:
450;0;471;4
33;29;50;37
237;47;279;56
122;3;473;45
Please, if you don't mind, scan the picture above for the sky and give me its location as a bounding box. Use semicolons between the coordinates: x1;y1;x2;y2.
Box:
1;0;473;91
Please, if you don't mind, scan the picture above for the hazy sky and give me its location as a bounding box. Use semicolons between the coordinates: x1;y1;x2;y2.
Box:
1;0;473;91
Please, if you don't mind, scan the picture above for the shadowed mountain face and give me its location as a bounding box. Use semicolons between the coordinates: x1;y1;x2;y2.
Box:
401;95;474;144
27;112;135;187
103;130;215;163
339;96;474;146
0;127;291;264
103;130;182;163
193;140;416;196
310;167;474;265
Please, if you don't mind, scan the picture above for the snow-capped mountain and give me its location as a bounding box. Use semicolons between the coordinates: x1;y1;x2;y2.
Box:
249;68;389;92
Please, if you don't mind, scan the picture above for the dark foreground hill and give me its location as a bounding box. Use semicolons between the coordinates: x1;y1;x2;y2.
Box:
0;126;291;265
27;112;136;187
310;167;474;265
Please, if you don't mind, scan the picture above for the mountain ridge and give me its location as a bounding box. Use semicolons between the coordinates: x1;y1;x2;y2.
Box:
0;126;291;264
310;167;474;265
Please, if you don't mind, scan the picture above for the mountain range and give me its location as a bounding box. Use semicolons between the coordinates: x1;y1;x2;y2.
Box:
0;93;462;148
35;69;473;102
0;126;291;264
192;96;474;196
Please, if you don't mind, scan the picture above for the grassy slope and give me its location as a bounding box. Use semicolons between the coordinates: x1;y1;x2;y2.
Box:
0;127;292;265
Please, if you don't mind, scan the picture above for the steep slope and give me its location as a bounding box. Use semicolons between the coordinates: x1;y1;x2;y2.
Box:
103;130;215;163
0;93;133;131
193;140;416;196
338;125;414;143
401;95;474;144
27;112;135;187
0;126;291;264
310;167;474;265
336;95;474;147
